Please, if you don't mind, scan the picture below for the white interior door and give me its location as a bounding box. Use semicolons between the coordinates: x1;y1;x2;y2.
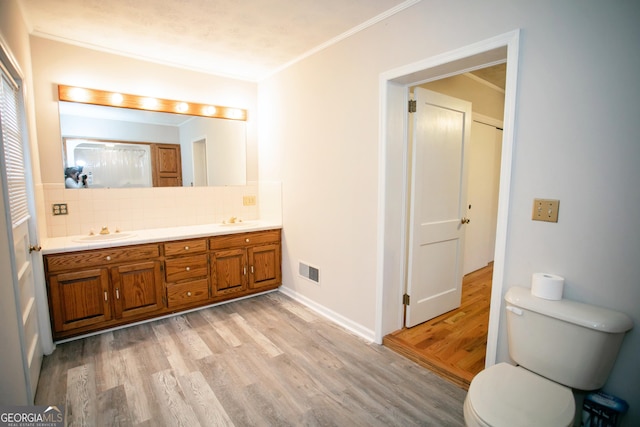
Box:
405;87;472;328
1;64;43;402
12;219;42;397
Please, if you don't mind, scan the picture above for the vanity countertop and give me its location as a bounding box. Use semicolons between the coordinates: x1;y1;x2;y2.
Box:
42;220;282;254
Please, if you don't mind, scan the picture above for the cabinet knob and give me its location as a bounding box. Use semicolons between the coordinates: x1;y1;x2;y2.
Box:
184;246;189;250
186;266;190;271
105;256;112;261
245;238;250;243
187;291;192;297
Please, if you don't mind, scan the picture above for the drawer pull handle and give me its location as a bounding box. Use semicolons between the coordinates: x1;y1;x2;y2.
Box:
105;256;112;261
184;246;189;250
186;267;190;271
187;291;192;297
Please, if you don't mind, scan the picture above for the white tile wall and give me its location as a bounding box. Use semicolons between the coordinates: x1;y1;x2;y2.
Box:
42;182;260;238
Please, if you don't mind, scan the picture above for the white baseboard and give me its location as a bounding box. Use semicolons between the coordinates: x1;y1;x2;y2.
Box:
278;287;376;342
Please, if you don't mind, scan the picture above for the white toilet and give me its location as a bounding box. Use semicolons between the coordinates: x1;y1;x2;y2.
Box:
464;286;633;427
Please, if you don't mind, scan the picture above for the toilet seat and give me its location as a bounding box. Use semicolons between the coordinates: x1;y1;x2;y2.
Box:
465;363;575;427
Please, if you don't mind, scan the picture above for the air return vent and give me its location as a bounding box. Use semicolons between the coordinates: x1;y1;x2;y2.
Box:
299;261;320;284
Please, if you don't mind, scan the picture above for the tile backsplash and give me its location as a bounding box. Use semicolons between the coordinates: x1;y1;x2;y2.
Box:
42;183;259;238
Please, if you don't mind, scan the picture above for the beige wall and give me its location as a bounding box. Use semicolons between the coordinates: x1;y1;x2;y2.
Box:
259;0;640;423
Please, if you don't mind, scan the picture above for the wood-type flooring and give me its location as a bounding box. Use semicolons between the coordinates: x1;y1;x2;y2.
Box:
35;292;467;426
384;263;493;389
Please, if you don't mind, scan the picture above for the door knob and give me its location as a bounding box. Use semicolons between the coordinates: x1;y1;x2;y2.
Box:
461;217;471;224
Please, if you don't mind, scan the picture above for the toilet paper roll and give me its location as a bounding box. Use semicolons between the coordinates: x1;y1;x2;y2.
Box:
531;273;565;300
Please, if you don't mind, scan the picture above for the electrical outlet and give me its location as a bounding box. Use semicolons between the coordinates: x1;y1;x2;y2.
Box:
52;203;68;216
243;195;256;206
532;199;559;222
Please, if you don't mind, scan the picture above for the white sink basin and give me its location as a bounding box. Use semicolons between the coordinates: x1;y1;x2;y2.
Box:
73;232;136;243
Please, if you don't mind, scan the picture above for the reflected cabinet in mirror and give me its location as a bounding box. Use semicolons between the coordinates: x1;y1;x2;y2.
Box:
58;86;247;188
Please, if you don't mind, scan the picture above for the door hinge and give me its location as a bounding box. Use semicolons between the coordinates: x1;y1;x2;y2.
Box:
403;293;410;305
408;99;417;113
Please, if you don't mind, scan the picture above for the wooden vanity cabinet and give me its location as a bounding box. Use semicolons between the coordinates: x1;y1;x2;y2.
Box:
163;238;210;309
210;248;248;298
45;244;163;338
45;229;281;340
111;260;164;320
248;242;281;290
47;268;112;333
210;229;281;297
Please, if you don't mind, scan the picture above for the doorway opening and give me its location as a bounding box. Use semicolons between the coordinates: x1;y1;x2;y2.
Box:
385;263;493;388
375;30;520;387
384;67;506;388
192;138;208;186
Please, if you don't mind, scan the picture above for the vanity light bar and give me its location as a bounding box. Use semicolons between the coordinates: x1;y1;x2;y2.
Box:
57;85;247;121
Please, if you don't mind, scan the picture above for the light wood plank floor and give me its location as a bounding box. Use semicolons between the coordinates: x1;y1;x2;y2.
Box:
383;263;493;389
35;292;467;426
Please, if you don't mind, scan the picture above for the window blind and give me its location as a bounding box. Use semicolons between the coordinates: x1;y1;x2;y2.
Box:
0;70;29;227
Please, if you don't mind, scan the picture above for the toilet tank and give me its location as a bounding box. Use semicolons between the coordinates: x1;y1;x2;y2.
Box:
505;286;633;390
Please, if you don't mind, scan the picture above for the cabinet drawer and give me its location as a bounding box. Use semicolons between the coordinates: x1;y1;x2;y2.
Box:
209;229;280;250
164;239;207;257
46;244;161;273
166;279;209;308
164;254;208;282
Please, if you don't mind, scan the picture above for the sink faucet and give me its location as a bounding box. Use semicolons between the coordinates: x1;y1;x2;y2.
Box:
100;226;110;235
222;216;242;224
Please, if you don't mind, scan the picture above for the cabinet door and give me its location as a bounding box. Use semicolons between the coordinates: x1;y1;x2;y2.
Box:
48;268;112;333
111;261;164;320
152;144;182;187
248;243;281;290
210;248;247;297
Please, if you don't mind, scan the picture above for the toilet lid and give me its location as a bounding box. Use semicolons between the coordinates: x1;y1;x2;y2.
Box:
468;363;575;427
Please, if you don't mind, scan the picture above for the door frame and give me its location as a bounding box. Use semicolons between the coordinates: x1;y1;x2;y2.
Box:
375;30;520;368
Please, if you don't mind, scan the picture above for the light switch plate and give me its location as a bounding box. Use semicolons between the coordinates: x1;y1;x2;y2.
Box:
243;195;256;206
532;199;559;222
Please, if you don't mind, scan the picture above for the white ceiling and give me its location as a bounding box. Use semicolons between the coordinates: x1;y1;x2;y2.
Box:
19;0;414;81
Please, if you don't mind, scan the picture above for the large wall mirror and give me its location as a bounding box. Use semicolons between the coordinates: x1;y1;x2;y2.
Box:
59;87;247;188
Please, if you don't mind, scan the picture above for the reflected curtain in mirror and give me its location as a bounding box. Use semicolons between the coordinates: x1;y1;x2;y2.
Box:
64;138;153;188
